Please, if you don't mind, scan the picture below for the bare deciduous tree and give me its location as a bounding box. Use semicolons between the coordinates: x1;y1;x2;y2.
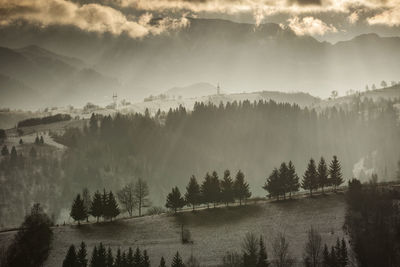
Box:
303;226;322;267
117;183;137;217
134;178;149;217
272;233;294;267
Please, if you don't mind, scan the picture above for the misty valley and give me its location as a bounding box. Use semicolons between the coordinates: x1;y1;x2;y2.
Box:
1;1;400;266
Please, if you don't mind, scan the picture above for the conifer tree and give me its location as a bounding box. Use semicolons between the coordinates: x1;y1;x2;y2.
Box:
263;168;280;200
1;145;9;156
105;247;114;267
19;138;23;145
257;236;269;267
105;191;120;221
329;156;344;192
121;252;127;267
90;246;98;267
317;157;329;194
35;136;40;145
159;256;166;267
133;247;143;267
185;175;201;211
114;248;123;267
70;194;87;225
89;113;98;134
143;250;150;267
90;191;103;222
322;245;330;267
278;162;289;199
221;170;234;206
126;247;134;266
40;136;44;144
171;252;184;267
287;161;299;198
302;158;318;196
201;172;213;208
63;245;78;267
165;187;185;214
97;243;107;267
77;242;88;267
339;239;348;267
210;171;221;207
234;170;251;205
102;189;108;220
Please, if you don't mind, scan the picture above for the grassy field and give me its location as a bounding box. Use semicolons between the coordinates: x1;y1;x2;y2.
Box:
0;193;346;267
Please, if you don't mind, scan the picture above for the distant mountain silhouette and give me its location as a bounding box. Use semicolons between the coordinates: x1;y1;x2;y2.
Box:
0;45;119;108
0;18;399;105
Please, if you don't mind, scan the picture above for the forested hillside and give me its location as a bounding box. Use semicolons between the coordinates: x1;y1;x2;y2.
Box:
0;96;399;228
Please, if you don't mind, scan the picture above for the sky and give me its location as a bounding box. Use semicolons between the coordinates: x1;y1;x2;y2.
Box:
0;0;400;42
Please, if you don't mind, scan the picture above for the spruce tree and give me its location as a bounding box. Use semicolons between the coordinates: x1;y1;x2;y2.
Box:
126;247;134;266
210;171;221;207
90;246;98;267
171;252;184;267
302;158;318;196
263;168;280;200
159;256;166;267
339;239;348;267
201;172;213;208
133;247;142;267
63;244;78;267
40;136;44;144
329;156;344;192
322;245;330;267
234;170;251;205
97;243;107;267
35;135;40;145
105;191;120;221
185;175;201;211
19;138;23;145
121;252;127;267
70;194;87;225
114;248;122;267
287;161;299;198
257;236;269;267
165;186;185;214
89;113;98;134
105;247;114;267
1;145;9;156
220;170;234;206
317;157;329;194
77;242;88;267
90;191;103;222
143;250;150;267
102;189;108;220
278;162;289;199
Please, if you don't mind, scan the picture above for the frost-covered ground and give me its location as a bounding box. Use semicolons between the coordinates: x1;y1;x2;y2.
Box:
0;194;346;266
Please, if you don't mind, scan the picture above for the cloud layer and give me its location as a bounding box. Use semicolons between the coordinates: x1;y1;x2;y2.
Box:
0;0;189;38
0;0;399;38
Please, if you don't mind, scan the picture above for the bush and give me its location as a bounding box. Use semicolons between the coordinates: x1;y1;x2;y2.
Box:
17;114;71;128
147;206;165;216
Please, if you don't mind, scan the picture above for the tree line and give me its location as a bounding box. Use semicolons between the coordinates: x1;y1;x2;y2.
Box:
165;170;251;213
61;228;349;267
62;242;191;267
17;113;71;128
70;179;150;224
263;156;344;200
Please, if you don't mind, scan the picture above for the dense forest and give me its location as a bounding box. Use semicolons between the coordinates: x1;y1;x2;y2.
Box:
0;96;399;227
